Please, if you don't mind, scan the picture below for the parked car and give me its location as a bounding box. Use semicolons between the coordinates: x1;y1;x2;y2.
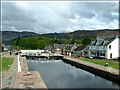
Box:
14;50;21;55
85;54;94;59
15;51;18;55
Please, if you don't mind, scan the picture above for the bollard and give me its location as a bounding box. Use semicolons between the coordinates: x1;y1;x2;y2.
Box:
107;67;112;72
18;54;21;72
104;63;109;66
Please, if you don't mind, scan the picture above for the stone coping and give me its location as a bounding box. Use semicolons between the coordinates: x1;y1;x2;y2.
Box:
14;71;47;89
64;56;119;75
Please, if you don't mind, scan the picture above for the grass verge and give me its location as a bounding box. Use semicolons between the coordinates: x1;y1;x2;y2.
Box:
79;57;119;69
0;57;14;71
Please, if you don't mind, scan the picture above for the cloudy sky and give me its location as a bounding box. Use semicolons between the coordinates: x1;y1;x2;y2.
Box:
2;1;119;34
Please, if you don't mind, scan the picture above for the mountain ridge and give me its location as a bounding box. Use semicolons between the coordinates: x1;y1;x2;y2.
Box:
2;29;119;45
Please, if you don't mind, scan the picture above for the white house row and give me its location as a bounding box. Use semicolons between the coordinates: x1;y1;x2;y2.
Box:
89;36;120;59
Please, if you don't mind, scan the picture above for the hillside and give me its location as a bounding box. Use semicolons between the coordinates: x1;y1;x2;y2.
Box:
41;29;119;39
41;31;95;39
2;31;39;45
2;29;119;45
13;36;52;49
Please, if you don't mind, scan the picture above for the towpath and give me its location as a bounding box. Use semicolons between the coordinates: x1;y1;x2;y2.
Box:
64;56;119;75
1;52;47;89
1;52;18;89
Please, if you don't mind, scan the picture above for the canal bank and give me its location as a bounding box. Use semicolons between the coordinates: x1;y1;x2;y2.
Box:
13;56;47;89
63;56;120;85
1;53;18;89
14;54;119;88
27;59;119;88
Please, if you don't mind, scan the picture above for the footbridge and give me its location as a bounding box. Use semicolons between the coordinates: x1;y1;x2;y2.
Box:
22;53;64;60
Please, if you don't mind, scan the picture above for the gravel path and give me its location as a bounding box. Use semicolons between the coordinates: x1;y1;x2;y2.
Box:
1;52;18;89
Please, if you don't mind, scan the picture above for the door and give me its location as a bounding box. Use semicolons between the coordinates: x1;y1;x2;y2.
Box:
110;53;112;59
97;51;99;57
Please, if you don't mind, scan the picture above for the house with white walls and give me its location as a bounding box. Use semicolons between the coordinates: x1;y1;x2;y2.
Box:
89;36;120;59
106;36;120;59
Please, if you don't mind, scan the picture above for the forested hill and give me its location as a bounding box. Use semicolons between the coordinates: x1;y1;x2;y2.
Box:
12;29;119;50
13;35;91;50
41;29;119;39
2;31;39;45
2;29;119;45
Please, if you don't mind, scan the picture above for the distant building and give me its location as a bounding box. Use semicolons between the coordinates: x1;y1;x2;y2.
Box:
52;44;67;54
2;44;11;51
72;44;88;57
44;46;53;52
82;45;90;56
64;44;81;57
44;44;81;56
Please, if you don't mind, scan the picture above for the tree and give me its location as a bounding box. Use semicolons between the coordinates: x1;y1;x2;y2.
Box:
57;39;62;44
82;36;91;45
16;35;21;48
70;36;75;44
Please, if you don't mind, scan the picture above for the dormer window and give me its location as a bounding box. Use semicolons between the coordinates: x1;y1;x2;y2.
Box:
103;45;105;49
109;45;111;49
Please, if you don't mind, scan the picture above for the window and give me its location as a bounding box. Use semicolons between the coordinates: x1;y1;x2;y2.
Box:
100;52;105;56
109;45;111;49
103;45;105;49
103;53;105;56
100;53;102;56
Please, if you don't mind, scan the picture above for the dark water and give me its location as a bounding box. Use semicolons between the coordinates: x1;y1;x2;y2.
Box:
27;59;119;89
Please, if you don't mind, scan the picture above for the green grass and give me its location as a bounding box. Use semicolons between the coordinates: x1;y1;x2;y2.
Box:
78;57;119;69
0;57;14;71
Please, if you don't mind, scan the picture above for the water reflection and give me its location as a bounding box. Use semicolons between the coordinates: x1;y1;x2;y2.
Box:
27;59;119;89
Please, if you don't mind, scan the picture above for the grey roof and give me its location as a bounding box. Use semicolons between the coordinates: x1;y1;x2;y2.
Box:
64;44;74;51
53;44;67;50
106;36;118;45
83;45;89;51
103;40;108;46
44;46;53;51
98;40;104;46
90;35;120;46
91;41;95;45
74;44;88;51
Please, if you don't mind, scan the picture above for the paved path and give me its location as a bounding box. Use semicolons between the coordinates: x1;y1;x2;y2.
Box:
14;71;47;89
64;56;119;75
13;55;47;89
1;52;18;89
1;52;47;89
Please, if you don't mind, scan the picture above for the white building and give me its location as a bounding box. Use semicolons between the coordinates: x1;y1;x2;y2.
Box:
20;50;44;56
89;36;120;59
106;37;120;59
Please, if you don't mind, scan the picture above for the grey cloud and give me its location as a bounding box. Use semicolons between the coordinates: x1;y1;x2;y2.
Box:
2;2;36;31
82;2;119;21
70;3;96;19
75;8;96;19
2;3;34;22
2;1;119;34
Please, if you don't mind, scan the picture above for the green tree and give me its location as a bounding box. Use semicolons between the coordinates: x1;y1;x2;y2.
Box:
75;39;82;44
70;36;75;44
16;35;21;46
82;36;91;45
